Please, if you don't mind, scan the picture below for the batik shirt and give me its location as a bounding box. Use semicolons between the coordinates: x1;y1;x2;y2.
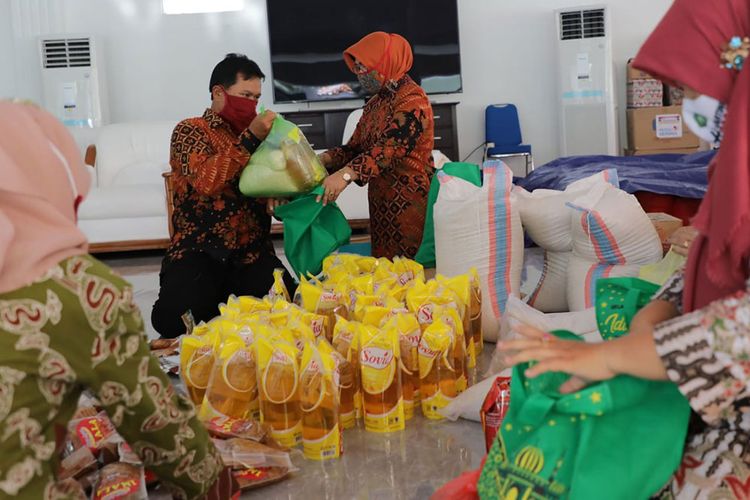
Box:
0;255;222;499
326;75;434;259
652;268;750;499
167;109;274;264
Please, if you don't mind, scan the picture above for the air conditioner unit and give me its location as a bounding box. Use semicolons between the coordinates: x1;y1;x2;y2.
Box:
39;35;109;128
555;6;618;156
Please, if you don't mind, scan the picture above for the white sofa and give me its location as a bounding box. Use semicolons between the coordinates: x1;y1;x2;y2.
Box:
79;121;175;252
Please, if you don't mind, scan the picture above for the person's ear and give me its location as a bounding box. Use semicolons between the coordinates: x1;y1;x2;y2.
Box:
211;85;226;104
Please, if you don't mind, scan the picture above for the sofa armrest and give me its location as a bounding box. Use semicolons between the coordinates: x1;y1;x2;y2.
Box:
162;172;174;239
84;145;96;168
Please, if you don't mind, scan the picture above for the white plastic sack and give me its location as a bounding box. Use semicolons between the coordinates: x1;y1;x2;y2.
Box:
515;169;618;252
522;249;571;313
568;183;663;266
438;373;510;422
566;254;641;311
434;160;524;342
487;295;600;375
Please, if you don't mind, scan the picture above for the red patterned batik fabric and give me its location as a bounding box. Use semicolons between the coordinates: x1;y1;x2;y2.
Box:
167;109;273;264
326;75;434;259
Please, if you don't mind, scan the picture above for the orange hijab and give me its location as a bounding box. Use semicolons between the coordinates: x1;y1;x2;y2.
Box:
0;101;90;294
344;32;413;83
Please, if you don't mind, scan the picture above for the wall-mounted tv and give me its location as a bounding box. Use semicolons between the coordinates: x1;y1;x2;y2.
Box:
266;0;462;104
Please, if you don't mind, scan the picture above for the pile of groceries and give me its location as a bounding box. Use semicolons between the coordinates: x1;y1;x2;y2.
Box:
60;255;486;496
180;255;483;463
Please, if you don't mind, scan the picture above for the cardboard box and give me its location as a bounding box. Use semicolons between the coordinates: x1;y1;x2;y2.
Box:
624;147;700;156
665;86;684;106
627;105;700;151
648;213;683;252
626;58;656;81
627;79;664;108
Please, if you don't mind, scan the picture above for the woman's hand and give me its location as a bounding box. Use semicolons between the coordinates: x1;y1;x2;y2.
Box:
499;325;618;393
667;226;698;256
317;168;355;206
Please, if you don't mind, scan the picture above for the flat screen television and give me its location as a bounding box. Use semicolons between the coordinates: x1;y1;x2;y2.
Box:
265;0;462;104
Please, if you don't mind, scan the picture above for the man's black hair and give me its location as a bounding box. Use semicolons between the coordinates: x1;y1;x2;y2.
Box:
209;53;265;96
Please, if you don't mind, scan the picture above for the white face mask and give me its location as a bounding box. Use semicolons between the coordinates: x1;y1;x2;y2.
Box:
681;94;727;147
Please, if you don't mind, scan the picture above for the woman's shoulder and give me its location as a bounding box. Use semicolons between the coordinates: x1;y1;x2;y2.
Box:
393;76;430;109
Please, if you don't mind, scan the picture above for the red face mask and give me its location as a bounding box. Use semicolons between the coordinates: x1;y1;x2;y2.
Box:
218;90;258;133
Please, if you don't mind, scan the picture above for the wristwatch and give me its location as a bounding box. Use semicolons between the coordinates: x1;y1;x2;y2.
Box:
342;171;353;183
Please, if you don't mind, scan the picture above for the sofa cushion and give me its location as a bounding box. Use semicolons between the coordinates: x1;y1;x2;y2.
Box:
78;184;167;220
95;121;177;187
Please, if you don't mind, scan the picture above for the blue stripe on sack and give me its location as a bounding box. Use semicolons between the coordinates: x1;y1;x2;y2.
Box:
587;215;620;264
603;168;620;188
487;159;511;314
565;203;619;265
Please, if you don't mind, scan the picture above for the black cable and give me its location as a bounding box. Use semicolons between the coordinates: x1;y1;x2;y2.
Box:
461;141;488;162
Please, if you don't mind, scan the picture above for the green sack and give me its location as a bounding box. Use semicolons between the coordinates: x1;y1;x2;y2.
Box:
274;186;351;278
414;162;482;268
239;115;327;197
477;330;690;500
595;277;660;340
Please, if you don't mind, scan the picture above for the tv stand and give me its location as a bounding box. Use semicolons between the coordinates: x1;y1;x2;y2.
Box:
284;102;460;161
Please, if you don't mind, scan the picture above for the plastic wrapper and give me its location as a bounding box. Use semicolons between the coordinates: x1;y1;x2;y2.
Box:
199;334;259;422
299;341;341;460
233;466;293;491
92;463;147;500
359;323;405;433
239;115;327;197
268;269;291;302
213;438;296;471
480;377;511;452
255;336;302;448
180;333;220;406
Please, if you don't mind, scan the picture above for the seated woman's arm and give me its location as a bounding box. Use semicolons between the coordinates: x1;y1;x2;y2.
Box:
70;272;234;499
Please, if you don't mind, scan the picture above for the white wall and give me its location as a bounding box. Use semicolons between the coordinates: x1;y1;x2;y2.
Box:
0;1;16;98
2;0;672;165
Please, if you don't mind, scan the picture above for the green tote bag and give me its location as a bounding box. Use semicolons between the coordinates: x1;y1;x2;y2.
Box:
477;330;690;500
274;186;351;278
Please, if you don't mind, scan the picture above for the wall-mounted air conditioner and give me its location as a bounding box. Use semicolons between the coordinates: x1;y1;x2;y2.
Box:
555;6;618;156
39;35;109;128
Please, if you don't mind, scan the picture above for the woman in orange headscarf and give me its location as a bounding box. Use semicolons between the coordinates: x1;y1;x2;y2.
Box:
319;32;434;260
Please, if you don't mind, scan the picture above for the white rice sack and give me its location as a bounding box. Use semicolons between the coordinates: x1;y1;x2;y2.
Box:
487;295;599;375
523;249;571;313
568;183;663;266
515;169;619;252
435;160;524;342
566;255;641;311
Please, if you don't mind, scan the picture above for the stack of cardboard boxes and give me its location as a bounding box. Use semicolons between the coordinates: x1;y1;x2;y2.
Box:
625;59;700;156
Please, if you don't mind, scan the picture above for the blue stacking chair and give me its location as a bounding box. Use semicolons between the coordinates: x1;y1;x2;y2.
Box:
485;104;533;174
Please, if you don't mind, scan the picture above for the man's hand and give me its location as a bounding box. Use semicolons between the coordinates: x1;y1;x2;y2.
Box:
249;110;276;141
266;198;287;216
318;152;333;168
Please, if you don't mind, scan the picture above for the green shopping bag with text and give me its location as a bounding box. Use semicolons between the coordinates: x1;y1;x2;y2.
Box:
595;277;660;340
477;330;690;500
414;162;482;268
274;186;351;278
